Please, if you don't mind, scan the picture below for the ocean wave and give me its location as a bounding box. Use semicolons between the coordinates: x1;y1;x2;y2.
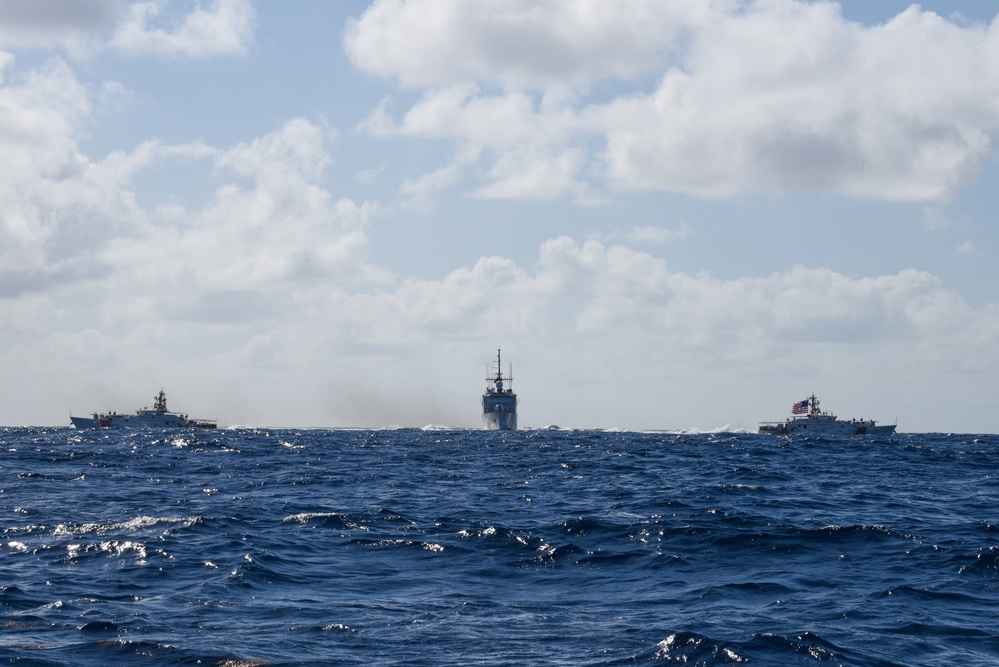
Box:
52;516;201;536
64;540;153;563
282;511;371;530
958;546;999;576
746;631;843;662
647;631;749;663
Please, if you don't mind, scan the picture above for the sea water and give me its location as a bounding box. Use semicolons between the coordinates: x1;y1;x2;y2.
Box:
2;427;998;666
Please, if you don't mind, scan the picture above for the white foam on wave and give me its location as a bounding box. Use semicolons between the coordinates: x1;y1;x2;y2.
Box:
53;515;199;536
651;425;754;435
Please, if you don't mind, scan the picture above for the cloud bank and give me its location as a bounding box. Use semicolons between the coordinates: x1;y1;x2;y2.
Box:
347;0;999;201
1;1;998;431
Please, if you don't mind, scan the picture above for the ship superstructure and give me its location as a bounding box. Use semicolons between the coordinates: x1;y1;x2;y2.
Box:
482;348;517;430
759;394;895;436
71;389;217;429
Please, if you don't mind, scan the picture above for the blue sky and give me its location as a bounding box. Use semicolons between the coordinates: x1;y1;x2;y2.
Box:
2;0;999;431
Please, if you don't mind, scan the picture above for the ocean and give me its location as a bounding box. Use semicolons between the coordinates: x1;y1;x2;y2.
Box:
1;427;998;666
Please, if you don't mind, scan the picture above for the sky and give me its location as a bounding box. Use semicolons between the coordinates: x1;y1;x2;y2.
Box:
2;0;999;432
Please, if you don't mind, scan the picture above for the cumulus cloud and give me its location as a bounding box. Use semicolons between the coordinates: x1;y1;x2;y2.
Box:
111;0;255;59
316;234;997;371
399;143;481;210
97;119;387;325
348;0;999;202
0;52;380;329
344;0;724;90
0;55;141;293
0;74;394;423
599;3;999;199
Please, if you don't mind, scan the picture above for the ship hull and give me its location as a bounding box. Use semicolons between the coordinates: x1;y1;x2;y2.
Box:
760;394;895;436
483;410;517;431
70;390;216;429
481;349;518;431
71;414;217;429
759;419;896;436
70;415;107;429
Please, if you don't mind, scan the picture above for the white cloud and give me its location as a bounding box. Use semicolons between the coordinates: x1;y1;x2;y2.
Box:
0;55;140;290
97;119;386;325
345;0;725;90
470;146;589;201
0;66;402;424
331;235;995;368
600;3;999;199
368;85;594;200
111;0;255;59
0;51;381;331
350;0;999;202
400;143;481;209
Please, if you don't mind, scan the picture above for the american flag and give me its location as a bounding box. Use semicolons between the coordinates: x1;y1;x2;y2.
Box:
791;399;808;415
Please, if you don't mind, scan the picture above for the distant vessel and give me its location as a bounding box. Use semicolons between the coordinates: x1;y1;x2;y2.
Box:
482;348;517;430
70;389;217;430
759;394;895;436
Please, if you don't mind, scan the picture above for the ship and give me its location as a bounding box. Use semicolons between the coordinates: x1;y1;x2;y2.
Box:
759;393;895;436
482;348;517;430
70;389;217;429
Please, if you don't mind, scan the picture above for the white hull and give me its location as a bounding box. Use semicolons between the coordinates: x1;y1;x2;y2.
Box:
70;415;106;429
71;390;216;430
760;418;896;436
760;394;895;436
483;410;517;431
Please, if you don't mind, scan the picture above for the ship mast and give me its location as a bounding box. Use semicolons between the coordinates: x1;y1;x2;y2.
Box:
486;348;513;392
154;389;167;412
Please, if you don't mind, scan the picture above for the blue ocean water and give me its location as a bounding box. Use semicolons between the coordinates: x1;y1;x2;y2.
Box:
2;428;998;666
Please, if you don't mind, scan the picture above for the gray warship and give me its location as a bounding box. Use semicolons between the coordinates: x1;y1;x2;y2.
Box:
482;348;517;430
70;389;217;429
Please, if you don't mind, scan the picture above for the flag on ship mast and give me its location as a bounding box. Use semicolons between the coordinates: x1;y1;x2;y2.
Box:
791;399;808;415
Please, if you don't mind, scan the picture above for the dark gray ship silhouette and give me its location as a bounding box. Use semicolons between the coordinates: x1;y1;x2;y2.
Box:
482;348;517;430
